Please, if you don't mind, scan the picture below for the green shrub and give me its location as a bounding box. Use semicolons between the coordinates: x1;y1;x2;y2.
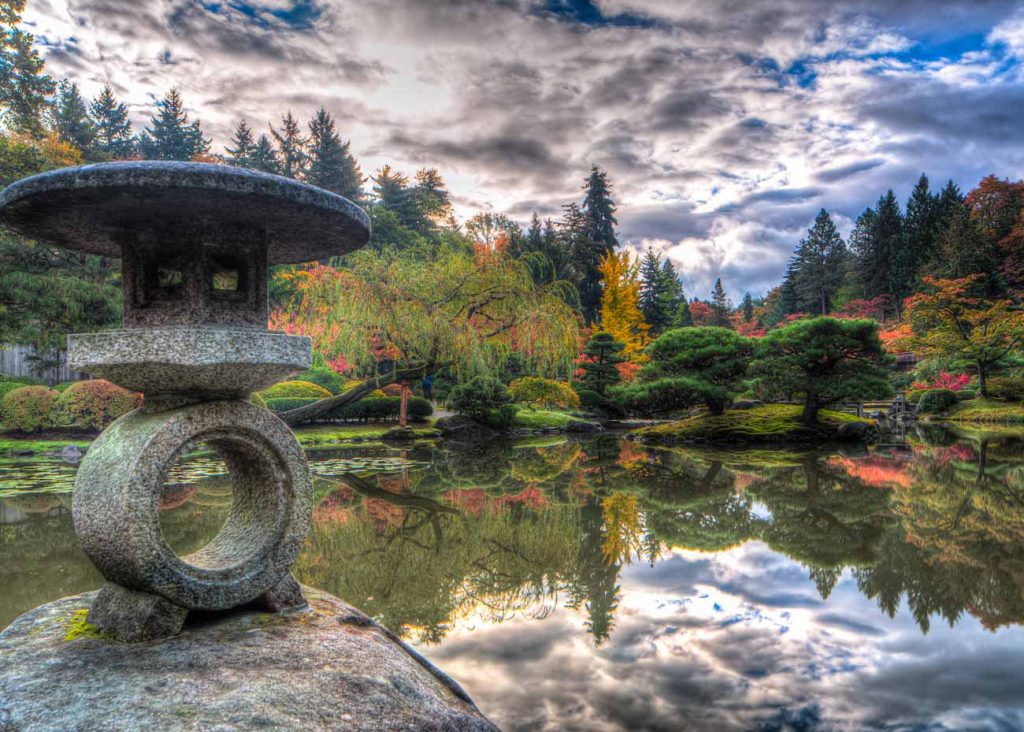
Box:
0;385;58;432
260;380;332;400
905;389;928;404
52;381;77;393
917;388;958;414
250;392;267;409
265;397;320;414
987;377;1024;401
508;377;580;409
327;396;432;422
611;377;704;417
54;379;142;430
956;389;977;401
449;376;516;429
296;368;346;395
266;396;433;423
576;389;605;409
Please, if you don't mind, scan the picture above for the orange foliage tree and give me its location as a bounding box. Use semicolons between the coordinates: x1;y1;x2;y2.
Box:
903;275;1024;396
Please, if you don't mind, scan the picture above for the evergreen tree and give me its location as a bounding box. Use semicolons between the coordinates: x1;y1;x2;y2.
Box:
50;80;96;157
525;211;543;253
779;258;802;315
372;165;419;229
225;119;256;167
855;191;904;308
792;209;847;315
710;278;731;327
270;111;307;178
578;331;625;396
574;167;618;322
413;168;451;225
306;107;363;202
656;258;683;328
249;133;281;174
638;248;662;324
0;4;54;137
741;292;754;323
901;174;939;286
90;85;133;159
671;296;693;328
139;89;209;160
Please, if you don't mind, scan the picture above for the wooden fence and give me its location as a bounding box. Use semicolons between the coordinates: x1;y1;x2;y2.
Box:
0;344;86;385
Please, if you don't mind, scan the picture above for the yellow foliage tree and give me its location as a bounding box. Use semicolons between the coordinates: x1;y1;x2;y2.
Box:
598;250;650;358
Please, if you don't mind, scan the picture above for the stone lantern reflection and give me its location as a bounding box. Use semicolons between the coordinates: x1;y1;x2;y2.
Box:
0;162;369;641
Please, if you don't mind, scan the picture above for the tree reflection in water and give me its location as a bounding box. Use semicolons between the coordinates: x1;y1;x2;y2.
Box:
4;429;1024;641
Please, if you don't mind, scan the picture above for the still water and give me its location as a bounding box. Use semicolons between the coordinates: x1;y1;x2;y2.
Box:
2;428;1024;730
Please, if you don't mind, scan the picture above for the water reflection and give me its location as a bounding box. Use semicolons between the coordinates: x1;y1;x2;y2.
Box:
3;429;1024;728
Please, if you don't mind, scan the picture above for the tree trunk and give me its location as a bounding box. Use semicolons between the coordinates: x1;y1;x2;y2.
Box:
977;362;988;397
278;364;430;427
399;382;411;428
802;394;820;425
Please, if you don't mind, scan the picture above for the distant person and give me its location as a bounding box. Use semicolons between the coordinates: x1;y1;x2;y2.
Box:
422;373;434;401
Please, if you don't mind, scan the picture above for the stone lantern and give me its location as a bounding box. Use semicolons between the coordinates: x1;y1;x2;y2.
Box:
0;161;369;641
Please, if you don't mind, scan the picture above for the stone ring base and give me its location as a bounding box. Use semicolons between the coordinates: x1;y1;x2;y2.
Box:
72;400;313;642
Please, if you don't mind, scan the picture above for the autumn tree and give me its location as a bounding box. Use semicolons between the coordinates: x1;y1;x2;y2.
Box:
752;318;891;424
902;275;1024;396
270;248;580;425
598;250;649;357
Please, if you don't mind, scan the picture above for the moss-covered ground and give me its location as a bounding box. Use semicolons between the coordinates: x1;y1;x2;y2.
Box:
941;397;1024;424
293;423;439;446
0;434;92;455
511;408;577;429
632;404;874;445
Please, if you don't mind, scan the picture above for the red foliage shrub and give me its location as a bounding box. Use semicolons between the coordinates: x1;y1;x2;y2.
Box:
0;385;57;433
911;371;971;392
55;379;142;430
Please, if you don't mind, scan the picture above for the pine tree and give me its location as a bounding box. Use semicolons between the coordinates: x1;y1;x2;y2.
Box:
50;80;97;157
225;119;256;167
249;133;281;174
792;209;847;315
741;292;754;323
372;165;420;229
574;167;618;322
710;278;731;327
270;111;307;178
525;211;543;253
901;174;939;284
139;89;209;161
638;248;662;324
90;85;133;159
413;168;451;225
671;296;693;328
855;192;903;306
0;4;54;137
655;258;683;331
306;107;363;202
578;331;625;396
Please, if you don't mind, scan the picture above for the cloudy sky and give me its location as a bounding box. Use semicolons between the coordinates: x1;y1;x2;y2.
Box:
21;0;1024;298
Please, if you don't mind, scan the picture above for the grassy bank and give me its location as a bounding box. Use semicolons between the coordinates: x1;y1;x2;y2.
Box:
632;404;874;445
512;408;575;429
941;397;1024;424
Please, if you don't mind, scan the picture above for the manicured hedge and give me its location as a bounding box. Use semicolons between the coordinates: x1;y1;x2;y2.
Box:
0;375;41;401
917;388;958;414
54;379;141;430
259;380;332;400
987;377;1024;401
296;368;346;395
508;377;580;409
265;396;432;423
0;385;58;433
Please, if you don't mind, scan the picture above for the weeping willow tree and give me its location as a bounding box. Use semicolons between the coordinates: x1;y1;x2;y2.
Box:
269;246;581;425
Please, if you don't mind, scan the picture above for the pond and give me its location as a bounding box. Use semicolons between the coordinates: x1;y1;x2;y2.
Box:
3;427;1024;730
